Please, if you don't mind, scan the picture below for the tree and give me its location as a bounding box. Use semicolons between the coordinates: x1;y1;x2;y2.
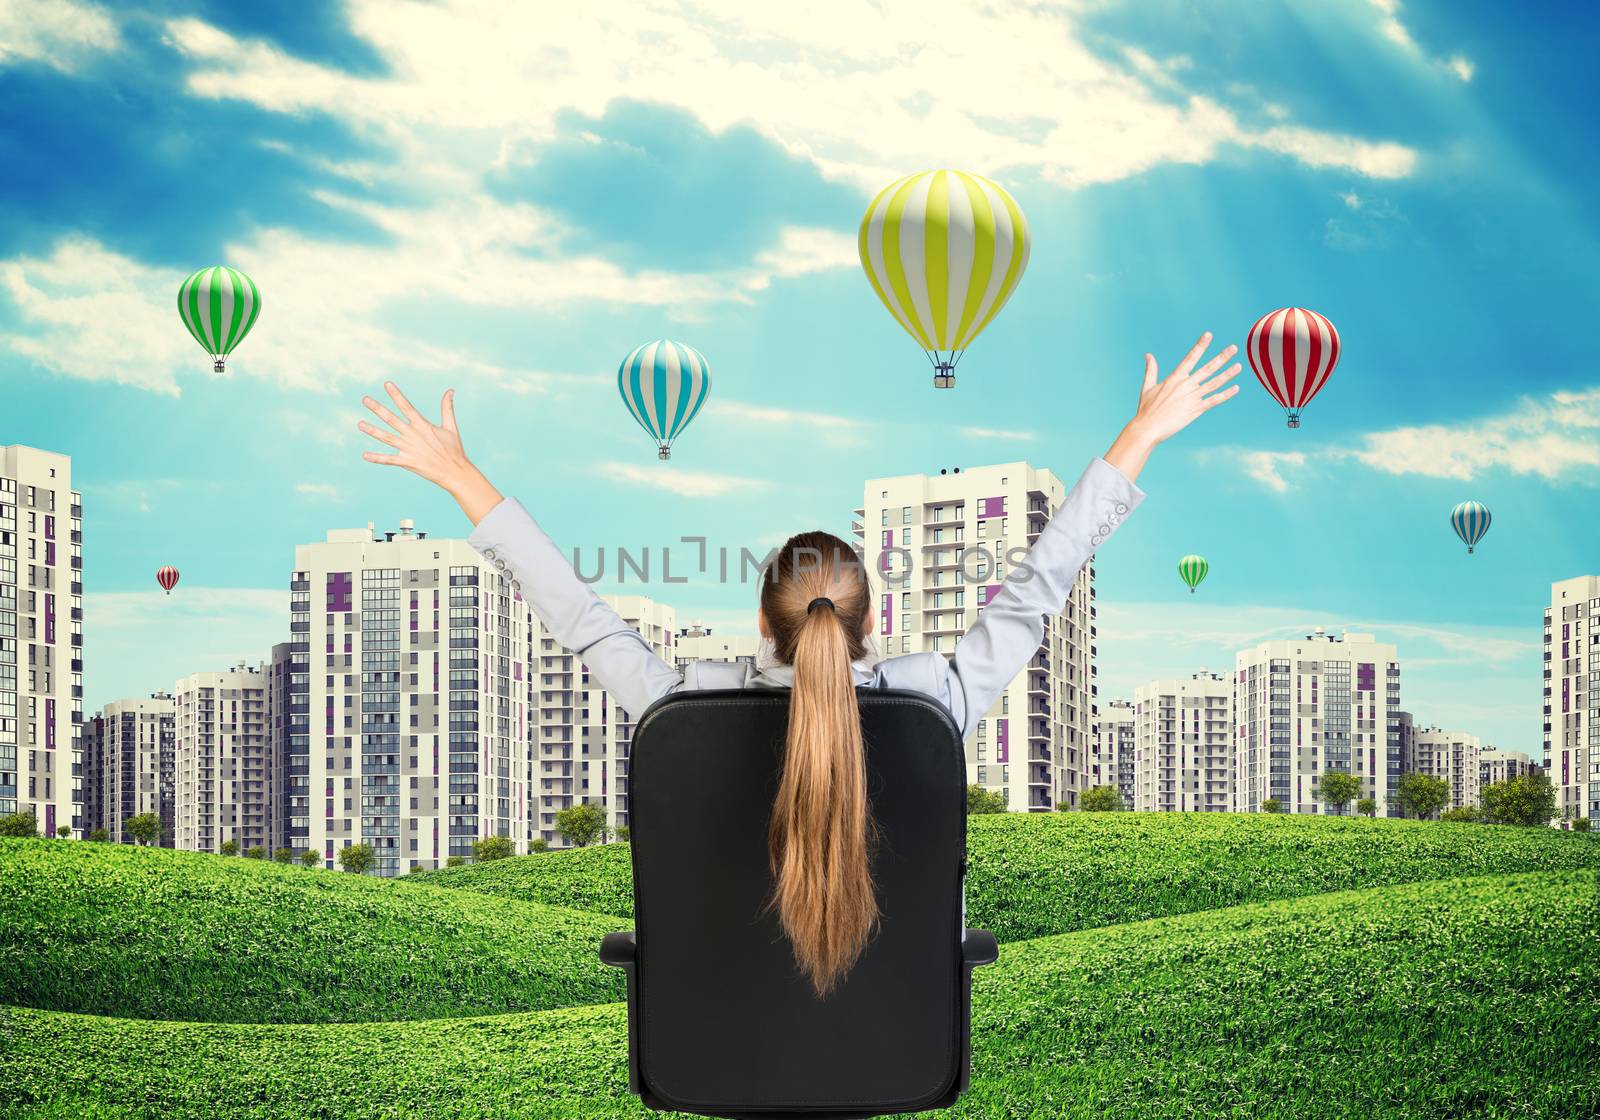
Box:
56;825;71;838
1314;770;1362;815
89;828;109;842
338;843;375;874
0;811;39;837
298;849;320;868
1440;806;1484;823
473;835;514;862
1480;771;1557;827
219;839;240;856
966;785;1007;815
614;826;631;843
1078;785;1125;812
272;847;293;863
1573;817;1592;833
244;846;266;859
446;855;466;867
530;838;549;853
406;863;426;874
1260;798;1283;814
556;801;611;847
1356;797;1378;818
127;813;162;846
1394;772;1450;820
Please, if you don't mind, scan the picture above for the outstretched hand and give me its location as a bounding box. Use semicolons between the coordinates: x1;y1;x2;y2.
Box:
1104;332;1241;484
359;383;503;525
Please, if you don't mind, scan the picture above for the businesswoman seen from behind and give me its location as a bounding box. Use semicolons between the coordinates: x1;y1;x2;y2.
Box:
358;332;1240;996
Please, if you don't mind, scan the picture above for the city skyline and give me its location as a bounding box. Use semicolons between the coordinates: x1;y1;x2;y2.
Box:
4;2;1595;759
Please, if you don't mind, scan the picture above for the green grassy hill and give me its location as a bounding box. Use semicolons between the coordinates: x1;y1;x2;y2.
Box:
0;838;624;1023
417;813;1600;942
4;871;1595;1119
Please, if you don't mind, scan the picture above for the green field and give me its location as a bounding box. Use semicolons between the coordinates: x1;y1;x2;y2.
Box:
3;818;1598;1119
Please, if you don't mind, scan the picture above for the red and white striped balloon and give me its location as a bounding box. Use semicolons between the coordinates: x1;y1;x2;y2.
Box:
1246;307;1340;428
156;566;179;595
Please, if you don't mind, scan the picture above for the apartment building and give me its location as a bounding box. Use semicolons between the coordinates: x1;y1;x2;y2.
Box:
87;692;175;844
0;445;83;836
1132;672;1233;812
856;462;1096;811
1413;726;1481;811
1091;699;1136;809
292;519;535;874
1479;748;1539;788
1544;576;1599;823
673;624;759;670
1234;630;1403;815
174;662;274;853
532;595;674;848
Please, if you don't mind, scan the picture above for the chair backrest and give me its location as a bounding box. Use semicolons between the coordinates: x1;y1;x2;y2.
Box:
627;688;969;1118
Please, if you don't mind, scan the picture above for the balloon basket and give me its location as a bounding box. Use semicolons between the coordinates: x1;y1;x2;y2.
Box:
213;358;226;373
658;448;671;461
1286;414;1300;429
1467;547;1474;555
933;372;955;388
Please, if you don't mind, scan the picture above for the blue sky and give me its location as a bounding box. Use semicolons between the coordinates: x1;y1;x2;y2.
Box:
4;0;1597;754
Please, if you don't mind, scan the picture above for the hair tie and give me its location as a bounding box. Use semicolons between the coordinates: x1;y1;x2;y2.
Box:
807;597;836;614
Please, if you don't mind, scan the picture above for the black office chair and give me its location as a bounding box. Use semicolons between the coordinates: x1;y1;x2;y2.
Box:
599;688;998;1120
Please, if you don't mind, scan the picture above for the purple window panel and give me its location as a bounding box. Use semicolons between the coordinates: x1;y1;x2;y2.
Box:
410;615;418;631
1562;753;1569;783
514;662;523;681
881;593;893;636
1563;623;1570;640
1357;663;1375;693
44;593;54;644
44;515;54;540
45;805;56;836
410;591;419;609
1562;641;1569;658
997;718;1009;764
979;496;1006;519
46;700;55;748
326;572;353;613
44;542;55;566
1562;679;1569;713
665;630;672;647
344;634;353;653
979;583;1003;606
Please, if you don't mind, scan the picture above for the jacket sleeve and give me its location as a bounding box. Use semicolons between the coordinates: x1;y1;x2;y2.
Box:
942;457;1144;740
468;497;683;719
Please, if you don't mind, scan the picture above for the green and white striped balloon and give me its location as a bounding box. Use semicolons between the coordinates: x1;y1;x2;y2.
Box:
858;169;1030;387
1178;554;1209;594
178;266;261;372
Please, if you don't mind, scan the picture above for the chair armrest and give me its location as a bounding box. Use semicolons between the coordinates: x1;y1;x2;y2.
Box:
599;930;637;968
962;929;998;967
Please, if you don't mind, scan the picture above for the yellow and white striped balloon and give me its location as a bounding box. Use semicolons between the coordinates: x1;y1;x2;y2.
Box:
858;169;1030;387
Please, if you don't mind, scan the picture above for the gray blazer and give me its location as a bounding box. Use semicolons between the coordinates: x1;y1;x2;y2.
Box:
469;456;1144;741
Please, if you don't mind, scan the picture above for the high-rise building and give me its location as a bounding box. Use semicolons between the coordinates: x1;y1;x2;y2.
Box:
1132;672;1233;812
174;663;274;853
0;445;82;836
856;462;1096;811
292;519;535;874
86;692;175;844
1413;726;1481;811
1234;630;1403;815
532;595;673;848
1479;748;1538;788
1390;709;1416;787
1544;576;1599;823
266;641;298;855
673;624;759;670
1091;699;1136;809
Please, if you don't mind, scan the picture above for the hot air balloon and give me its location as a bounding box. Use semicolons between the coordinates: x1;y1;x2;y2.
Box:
1246;307;1340;428
1450;501;1491;554
859;169;1030;388
178;266;261;373
156;566;179;595
617;340;711;460
1178;554;1209;594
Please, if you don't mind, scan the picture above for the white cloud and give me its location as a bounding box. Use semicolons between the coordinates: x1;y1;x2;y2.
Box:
1226;387;1600;490
595;459;767;498
164;4;1418;189
715;399;869;448
0;0;119;72
963;426;1036;442
1446;56;1475;82
295;482;342;501
1364;0;1474;82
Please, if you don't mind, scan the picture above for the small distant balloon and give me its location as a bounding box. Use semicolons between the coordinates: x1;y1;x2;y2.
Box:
1247;307;1340;428
859;169;1030;388
156;566;180;595
1450;501;1491;555
1178;554;1209;594
616;340;710;460
178;266;261;373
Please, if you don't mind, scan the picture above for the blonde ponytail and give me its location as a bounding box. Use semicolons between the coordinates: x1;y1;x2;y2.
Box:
761;533;878;996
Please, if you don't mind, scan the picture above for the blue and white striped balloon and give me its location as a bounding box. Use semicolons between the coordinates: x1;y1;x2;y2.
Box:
617;340;711;460
1450;501;1491;555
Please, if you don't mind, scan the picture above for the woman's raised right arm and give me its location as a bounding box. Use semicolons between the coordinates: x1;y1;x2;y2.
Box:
359;383;682;718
